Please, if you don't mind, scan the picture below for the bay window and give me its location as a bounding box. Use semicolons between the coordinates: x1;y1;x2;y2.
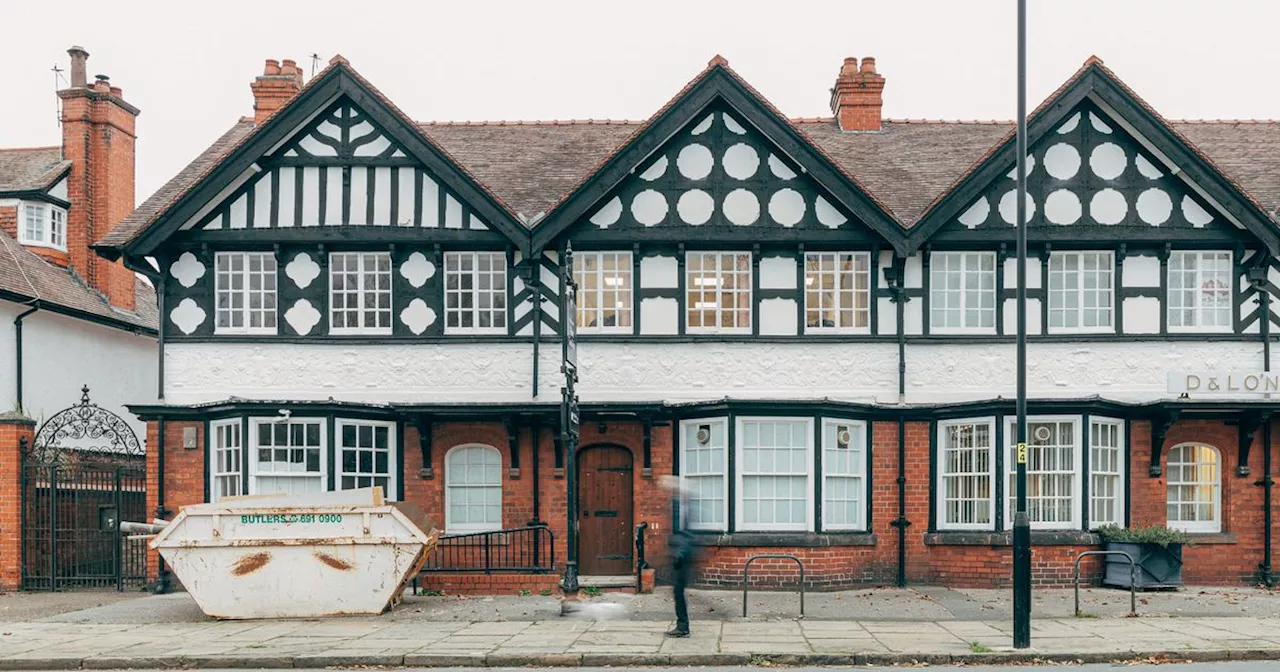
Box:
736;418;813;532
338;420;395;493
1005;417;1081;529
937;418;995;530
209;420;243;502
1089;418;1125;528
250;418;325;495
679;418;728;530
822;419;867;531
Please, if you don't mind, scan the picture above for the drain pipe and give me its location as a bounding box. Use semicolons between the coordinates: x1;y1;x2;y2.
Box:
1253;265;1274;585
13;301;40;412
886;256;910;587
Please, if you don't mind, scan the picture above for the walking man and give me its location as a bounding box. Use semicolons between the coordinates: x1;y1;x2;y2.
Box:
663;476;694;638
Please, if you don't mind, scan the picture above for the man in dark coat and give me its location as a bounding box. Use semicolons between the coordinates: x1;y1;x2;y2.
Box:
664;477;694;637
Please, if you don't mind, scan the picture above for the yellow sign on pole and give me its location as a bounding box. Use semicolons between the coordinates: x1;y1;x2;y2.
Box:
1016;442;1027;464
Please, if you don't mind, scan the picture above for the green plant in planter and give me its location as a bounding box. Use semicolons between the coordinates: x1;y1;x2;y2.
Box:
1095;524;1194;548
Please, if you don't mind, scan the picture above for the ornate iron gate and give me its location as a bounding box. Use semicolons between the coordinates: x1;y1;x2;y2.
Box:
20;387;147;591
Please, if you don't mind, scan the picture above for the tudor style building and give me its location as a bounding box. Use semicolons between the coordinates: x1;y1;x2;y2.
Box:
97;53;1280;590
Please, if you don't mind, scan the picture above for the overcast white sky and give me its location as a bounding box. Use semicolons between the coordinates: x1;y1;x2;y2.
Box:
1;0;1276;202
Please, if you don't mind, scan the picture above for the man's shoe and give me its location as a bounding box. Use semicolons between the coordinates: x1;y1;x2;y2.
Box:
665;628;690;638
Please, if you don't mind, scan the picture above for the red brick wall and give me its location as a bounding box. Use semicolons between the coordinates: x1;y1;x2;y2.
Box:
0;205;16;239
415;572;559;596
145;420;204;582
0;416;36;590
147;415;1277;591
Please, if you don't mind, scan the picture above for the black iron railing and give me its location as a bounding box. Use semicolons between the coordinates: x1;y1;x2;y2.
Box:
421;524;555;574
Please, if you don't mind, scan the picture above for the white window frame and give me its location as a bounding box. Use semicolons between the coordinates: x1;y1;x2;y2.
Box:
929;251;997;334
1088;417;1125;529
336;419;397;500
215;252;279;335
18;201;66;251
678;417;729;532
1167;251;1233;333
734;417;814;533
1004;415;1083;530
209;419;243;503
936;417;997;531
329;251;393;335
444;444;504;533
574;250;634;334
1166;443;1222;533
685;251;752;335
1048;251;1114;333
804;252;871;334
248;417;327;495
821;418;868;531
444;251;508;335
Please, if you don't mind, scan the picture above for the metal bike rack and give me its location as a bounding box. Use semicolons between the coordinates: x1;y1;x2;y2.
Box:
742;554;805;618
1073;550;1137;617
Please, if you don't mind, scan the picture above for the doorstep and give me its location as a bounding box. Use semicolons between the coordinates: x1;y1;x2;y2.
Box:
578;575;635;589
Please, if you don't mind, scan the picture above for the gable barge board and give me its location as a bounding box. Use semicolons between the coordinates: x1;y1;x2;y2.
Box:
906;67;1280;256
531;67;907;255
125;66;530;259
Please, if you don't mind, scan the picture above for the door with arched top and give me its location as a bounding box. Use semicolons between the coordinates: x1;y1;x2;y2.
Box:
577;445;635;575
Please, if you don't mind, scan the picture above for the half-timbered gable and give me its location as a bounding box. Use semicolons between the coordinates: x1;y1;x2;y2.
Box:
890;59;1280;404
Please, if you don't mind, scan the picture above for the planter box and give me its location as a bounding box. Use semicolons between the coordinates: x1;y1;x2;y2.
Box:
1102;541;1184;589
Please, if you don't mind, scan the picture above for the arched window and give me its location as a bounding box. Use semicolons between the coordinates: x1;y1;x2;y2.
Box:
445;445;503;533
1166;443;1221;533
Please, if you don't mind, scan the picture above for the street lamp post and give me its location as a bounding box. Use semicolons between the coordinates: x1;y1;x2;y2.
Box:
1012;0;1032;650
560;243;581;598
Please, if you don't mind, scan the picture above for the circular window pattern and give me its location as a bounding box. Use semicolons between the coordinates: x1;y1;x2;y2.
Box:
1089;188;1127;225
631;190;669;226
677;190;715;225
722;143;760;180
1089;143;1126;180
722;189;760;226
677;144;713;180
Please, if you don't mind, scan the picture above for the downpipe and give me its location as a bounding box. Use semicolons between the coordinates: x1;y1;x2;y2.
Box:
887;256;910;587
1257;269;1274;586
13;301;40;412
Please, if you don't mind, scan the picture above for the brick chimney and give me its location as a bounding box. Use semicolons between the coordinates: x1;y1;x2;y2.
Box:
58;46;141;312
830;56;885;132
251;59;303;125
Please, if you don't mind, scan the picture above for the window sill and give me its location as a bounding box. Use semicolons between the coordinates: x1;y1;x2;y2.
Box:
1183;532;1237;545
690;532;876;547
925;530;1100;546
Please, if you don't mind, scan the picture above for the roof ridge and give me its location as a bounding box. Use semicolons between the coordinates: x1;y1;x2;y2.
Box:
419;119;645;127
0;145;59;153
1171;119;1280;124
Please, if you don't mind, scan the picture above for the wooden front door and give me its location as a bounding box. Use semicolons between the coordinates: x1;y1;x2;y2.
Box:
577;445;635;575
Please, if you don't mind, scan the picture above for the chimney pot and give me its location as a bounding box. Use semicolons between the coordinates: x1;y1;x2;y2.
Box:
831;54;885;132
251;57;304;124
67;46;89;88
110;86;123;97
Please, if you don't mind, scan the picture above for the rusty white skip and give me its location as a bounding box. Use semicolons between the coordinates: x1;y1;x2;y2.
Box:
149;487;439;619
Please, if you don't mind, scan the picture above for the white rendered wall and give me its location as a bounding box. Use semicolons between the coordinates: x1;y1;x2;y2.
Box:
164;342;539;404
903;341;1264;404
0;301;156;445
557;342;900;403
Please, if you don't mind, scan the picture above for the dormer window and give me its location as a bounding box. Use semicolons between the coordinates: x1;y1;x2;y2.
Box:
20;202;66;251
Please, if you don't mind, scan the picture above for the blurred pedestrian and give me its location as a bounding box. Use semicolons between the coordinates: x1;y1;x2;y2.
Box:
662;476;694;638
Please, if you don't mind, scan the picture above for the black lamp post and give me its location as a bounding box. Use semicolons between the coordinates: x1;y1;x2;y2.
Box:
1012;0;1032;650
560;242;581;597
